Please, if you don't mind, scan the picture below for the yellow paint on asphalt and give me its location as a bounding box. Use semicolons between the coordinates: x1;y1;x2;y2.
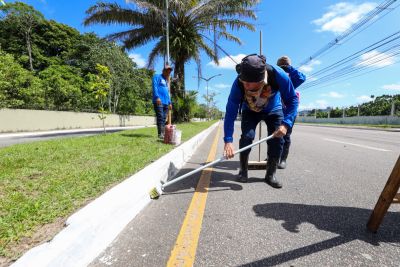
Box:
166;124;221;267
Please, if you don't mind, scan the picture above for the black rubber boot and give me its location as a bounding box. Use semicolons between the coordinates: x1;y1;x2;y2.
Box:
265;158;282;188
159;125;165;139
277;147;289;169
238;153;249;183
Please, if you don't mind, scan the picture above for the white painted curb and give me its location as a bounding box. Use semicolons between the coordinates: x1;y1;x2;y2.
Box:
12;122;220;267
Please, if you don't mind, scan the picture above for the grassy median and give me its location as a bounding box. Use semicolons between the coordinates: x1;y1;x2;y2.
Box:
0;120;217;261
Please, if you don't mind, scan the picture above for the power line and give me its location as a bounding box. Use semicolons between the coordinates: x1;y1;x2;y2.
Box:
297;0;398;68
299;31;400;91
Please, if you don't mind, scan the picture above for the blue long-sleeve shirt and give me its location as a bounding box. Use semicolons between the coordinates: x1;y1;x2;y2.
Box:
223;65;299;143
152;74;171;105
283;65;306;89
281;65;306;109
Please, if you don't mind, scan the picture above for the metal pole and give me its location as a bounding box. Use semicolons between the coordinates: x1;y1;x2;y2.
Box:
165;0;170;64
206;80;209;120
258;30;263;162
193;74;222;120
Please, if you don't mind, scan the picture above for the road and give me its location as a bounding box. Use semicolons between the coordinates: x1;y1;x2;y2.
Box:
0;126;146;148
89;123;400;267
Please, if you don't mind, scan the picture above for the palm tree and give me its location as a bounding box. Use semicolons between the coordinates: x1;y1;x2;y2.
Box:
84;0;258;120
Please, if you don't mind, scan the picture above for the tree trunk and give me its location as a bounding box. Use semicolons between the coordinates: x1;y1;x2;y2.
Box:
172;59;185;98
171;58;191;122
25;29;33;71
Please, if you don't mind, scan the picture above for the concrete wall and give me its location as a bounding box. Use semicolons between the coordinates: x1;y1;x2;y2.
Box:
297;115;400;125
0;109;155;133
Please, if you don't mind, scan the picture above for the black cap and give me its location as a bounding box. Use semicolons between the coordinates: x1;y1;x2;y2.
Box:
239;54;266;82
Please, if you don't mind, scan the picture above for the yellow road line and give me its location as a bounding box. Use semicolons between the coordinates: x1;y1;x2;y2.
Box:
167;124;221;267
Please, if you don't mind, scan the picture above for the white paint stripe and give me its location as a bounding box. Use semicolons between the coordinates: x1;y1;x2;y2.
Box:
323;138;390;152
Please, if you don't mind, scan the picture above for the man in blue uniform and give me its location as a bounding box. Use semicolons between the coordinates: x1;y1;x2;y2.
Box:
276;56;306;169
223;54;298;188
152;65;173;139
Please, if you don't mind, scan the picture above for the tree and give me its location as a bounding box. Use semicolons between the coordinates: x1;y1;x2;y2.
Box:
173;90;198;122
202;91;219;120
0;48;44;109
84;0;258;121
0;2;44;71
87;64;111;133
66;33;150;114
38;65;84;111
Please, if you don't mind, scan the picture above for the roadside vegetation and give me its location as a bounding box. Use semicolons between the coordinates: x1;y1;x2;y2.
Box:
0;121;216;261
302;94;400;118
0;2;223;120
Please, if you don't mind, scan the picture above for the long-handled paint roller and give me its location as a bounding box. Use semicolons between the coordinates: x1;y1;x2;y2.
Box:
149;134;275;199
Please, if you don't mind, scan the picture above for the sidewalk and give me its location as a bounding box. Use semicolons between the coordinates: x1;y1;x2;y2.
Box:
0;126;153;138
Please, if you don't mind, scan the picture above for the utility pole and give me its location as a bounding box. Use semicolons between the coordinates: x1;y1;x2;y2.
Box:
358;105;360;117
342;107;345;118
165;0;170;65
193;74;222;120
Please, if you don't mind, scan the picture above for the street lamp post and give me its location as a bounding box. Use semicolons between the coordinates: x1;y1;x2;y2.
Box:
193;74;222;120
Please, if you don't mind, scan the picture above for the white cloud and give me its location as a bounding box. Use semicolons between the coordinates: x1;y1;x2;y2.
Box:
312;2;376;34
214;83;230;89
299;60;321;73
299;99;329;110
129;53;146;68
322;91;345;98
382;83;400;91
357;95;373;103
316;100;329;108
357;50;396;67
208;54;246;69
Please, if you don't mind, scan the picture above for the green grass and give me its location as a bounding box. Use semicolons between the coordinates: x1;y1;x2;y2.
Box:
0;121;217;259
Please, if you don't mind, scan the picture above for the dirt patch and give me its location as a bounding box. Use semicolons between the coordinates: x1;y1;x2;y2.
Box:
0;217;66;267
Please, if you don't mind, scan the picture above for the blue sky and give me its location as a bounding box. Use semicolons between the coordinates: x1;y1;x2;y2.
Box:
9;0;400;111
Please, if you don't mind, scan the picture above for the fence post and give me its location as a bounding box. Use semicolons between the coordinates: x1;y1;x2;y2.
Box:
391;101;395;116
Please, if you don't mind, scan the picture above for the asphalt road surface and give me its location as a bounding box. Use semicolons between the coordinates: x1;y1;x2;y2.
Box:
90;123;400;267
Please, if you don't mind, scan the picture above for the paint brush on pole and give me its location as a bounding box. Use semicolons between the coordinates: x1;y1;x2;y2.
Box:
149;134;275;199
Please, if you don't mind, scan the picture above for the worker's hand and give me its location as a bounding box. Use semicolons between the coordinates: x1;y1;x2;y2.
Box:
273;124;288;138
156;98;162;106
168;104;172;110
223;142;235;159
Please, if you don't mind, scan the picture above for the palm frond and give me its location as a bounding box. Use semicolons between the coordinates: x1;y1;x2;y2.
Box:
84;2;163;27
147;39;164;69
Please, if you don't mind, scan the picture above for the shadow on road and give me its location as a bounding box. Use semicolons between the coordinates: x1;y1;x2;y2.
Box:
238;202;400;266
162;160;245;194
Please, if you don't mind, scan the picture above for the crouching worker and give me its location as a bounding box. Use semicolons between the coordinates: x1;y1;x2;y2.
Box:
223;54;298;189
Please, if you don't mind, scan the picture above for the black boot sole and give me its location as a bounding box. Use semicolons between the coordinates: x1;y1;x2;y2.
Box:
265;180;282;189
237;177;248;183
